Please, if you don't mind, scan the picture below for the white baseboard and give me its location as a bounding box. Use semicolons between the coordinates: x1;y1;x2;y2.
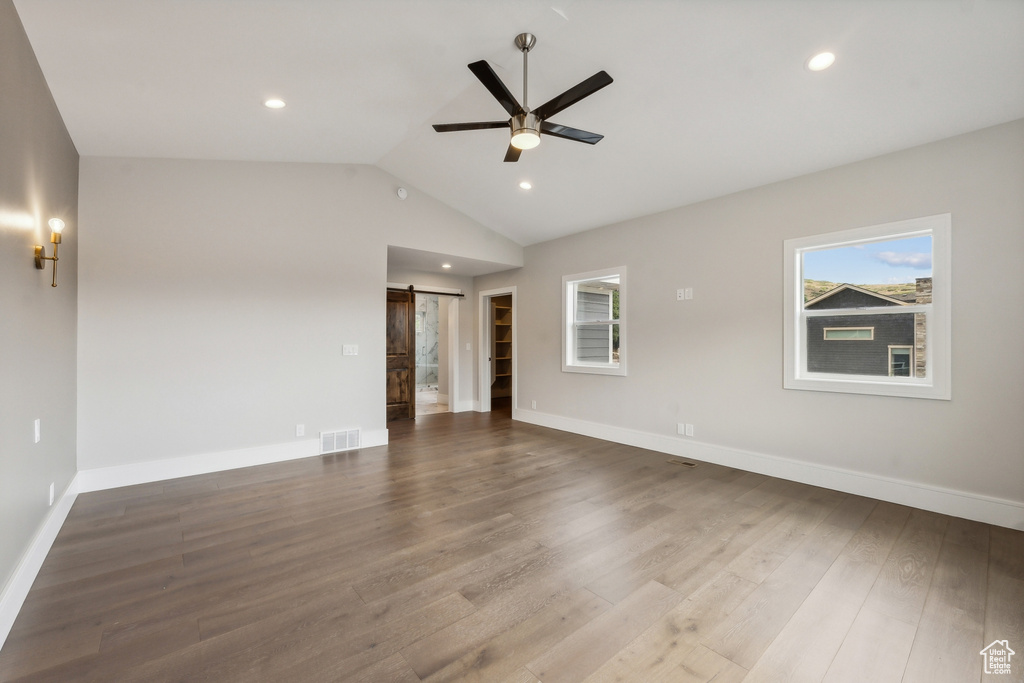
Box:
76;440;317;492
0;475;80;651
513;407;1024;530
454;400;480;413
78;430;391;493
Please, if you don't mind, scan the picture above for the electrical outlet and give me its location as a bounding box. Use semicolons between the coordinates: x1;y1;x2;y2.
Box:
34;419;40;443
343;345;358;356
296;424;305;437
49;482;54;506
677;423;686;435
684;288;694;300
466;342;471;351
685;424;694;437
531;400;537;410
676;289;685;301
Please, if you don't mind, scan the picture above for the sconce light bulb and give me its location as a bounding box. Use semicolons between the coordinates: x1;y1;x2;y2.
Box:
48;218;65;234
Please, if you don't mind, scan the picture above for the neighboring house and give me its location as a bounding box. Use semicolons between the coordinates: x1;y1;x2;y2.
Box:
574;282;620;364
804;282;927;377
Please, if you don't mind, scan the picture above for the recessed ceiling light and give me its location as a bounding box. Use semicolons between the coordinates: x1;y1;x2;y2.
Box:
807;52;835;72
519;181;532;190
264;98;286;109
442;263;452;269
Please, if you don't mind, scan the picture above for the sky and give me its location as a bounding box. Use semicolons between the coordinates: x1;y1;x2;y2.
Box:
802;235;932;285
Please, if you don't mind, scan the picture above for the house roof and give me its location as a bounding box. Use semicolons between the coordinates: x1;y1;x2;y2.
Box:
12;0;1024;251
805;283;911;309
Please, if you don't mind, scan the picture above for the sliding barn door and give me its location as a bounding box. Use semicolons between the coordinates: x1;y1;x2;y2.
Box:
386;289;415;421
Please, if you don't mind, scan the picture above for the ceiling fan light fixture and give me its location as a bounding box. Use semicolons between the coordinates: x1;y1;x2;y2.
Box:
510;130;540;150
510;112;541;150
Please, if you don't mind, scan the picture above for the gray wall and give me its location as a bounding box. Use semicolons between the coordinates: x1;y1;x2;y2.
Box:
478;119;1024;507
0;0;79;594
78;158;520;470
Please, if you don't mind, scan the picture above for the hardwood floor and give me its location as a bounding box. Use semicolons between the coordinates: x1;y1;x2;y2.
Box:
1;410;1021;682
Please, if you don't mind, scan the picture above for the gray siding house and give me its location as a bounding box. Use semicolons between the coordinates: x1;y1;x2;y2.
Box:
805;283;925;377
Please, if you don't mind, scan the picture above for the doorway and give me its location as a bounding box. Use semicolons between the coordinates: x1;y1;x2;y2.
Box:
478;286;516;413
414;293;449;415
387;286;462;421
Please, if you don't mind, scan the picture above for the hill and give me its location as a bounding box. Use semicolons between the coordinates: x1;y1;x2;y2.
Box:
804;279;917;303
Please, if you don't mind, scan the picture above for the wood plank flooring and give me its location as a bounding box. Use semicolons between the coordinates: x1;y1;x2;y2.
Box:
1;409;1022;682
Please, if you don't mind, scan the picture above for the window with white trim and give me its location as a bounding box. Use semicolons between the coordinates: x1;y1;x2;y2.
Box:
784;214;950;399
563;267;626;375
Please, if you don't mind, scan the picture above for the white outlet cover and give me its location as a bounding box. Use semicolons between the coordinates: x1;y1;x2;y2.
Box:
343;345;358;356
296;424;305;437
34;419;40;443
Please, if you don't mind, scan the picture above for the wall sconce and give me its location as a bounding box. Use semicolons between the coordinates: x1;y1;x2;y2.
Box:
34;218;65;287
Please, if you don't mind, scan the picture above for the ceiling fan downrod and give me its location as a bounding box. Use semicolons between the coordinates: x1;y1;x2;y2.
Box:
515;32;536;112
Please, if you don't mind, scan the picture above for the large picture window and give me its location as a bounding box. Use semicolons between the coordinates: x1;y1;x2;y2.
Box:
784;214;950;399
563;267;626;375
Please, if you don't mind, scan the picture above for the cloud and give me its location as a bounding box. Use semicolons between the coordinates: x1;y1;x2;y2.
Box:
873;251;931;269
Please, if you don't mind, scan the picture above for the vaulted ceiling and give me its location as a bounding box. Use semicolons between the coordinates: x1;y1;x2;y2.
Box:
14;0;1024;248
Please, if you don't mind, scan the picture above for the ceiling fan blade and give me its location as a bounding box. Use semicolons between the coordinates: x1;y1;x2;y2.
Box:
503;144;522;163
540;121;604;145
532;70;613;121
433;121;509;133
468;60;524;117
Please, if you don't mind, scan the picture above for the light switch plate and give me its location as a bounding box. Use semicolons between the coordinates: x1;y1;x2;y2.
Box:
343;345;358;356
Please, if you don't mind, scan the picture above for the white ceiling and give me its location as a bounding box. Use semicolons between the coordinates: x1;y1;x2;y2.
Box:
14;0;1024;251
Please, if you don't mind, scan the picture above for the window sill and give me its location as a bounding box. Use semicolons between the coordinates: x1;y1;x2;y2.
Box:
562;363;626;376
784;374;949;400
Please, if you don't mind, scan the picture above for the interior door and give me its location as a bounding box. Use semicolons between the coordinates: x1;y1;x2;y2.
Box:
386;289;415;421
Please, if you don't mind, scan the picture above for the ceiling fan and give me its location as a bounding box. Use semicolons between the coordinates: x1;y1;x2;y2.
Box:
433;33;613;162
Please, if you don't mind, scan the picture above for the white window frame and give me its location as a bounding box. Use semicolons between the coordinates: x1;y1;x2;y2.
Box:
783;214;951;400
562;267;626;376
